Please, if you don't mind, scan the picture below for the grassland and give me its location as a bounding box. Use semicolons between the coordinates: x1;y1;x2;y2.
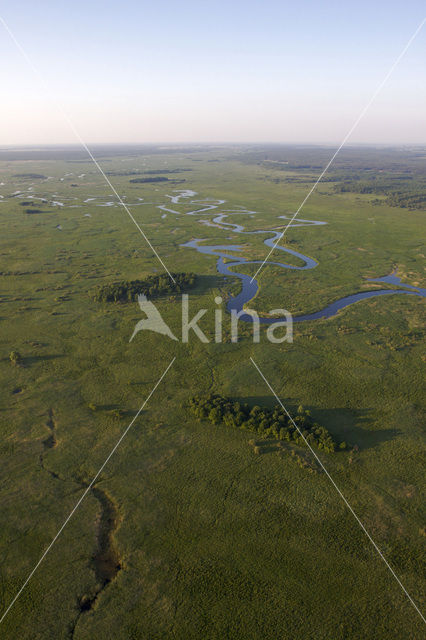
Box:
0;145;424;639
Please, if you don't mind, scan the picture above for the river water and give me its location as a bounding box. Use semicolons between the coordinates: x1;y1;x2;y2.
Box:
160;190;424;323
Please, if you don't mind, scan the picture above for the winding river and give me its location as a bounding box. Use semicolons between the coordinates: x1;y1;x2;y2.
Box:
160;190;425;323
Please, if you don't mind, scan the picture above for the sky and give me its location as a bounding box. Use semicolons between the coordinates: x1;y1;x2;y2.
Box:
0;0;425;145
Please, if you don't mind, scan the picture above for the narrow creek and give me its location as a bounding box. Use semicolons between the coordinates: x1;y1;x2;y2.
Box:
69;485;122;637
39;408;60;479
38;411;122;636
90;487;122;590
43;408;57;449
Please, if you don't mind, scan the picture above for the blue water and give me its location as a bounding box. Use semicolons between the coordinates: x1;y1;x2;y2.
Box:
169;193;425;323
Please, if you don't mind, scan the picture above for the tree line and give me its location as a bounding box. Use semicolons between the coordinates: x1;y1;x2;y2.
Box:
92;272;196;302
129;176;170;183
106;168;192;176
334;178;426;210
13;173;47;179
188;393;345;453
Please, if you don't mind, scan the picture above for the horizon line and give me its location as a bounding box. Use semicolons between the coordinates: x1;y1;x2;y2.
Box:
1;141;426;149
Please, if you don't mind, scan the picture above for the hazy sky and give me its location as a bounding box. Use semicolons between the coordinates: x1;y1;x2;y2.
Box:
0;0;425;145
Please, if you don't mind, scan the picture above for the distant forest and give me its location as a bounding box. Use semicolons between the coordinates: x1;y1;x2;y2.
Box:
333;178;426;210
237;146;426;211
106;168;192;177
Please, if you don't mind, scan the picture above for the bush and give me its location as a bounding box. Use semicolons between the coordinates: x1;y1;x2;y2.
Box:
109;409;125;419
9;351;23;366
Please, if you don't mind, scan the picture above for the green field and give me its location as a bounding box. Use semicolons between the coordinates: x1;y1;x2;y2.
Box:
0;145;424;639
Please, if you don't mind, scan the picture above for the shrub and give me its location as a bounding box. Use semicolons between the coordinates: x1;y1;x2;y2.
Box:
9;351;23;366
109;409;125;419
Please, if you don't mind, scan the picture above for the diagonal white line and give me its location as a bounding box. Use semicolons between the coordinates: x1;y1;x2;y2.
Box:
250;356;425;624
250;17;426;283
0;15;176;284
0;356;176;626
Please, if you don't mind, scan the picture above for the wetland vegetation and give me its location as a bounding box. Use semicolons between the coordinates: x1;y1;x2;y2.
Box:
0;144;424;639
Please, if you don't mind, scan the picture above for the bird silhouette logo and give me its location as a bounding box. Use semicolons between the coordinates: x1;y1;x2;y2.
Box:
129;294;178;342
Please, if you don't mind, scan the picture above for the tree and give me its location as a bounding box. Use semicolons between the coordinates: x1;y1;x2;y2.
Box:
208;408;220;423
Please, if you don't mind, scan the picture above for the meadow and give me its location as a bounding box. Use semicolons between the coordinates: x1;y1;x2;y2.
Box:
0;145;424;639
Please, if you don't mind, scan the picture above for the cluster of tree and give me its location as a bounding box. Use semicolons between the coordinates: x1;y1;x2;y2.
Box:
266;176;319;185
188;393;344;453
384;192;426;210
335;181;386;194
13;173;47;179
129;176;170;183
129;176;187;184
92;272;196;302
